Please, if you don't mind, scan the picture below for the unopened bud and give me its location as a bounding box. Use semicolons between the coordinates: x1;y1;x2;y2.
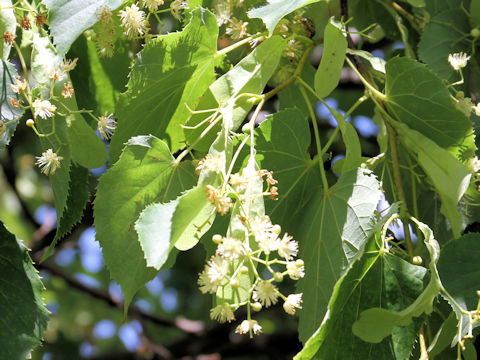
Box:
212;234;223;244
476;290;480;297
240;266;249;275
251;302;262;312
295;259;304;268
26;119;34;127
273;272;283;282
471;28;480;38
241;123;251;134
412;256;422;265
230;279;239;288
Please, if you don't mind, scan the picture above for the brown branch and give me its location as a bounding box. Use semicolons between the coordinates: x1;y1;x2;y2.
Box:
35;261;205;334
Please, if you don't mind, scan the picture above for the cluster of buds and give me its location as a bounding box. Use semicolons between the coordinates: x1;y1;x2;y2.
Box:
196;154;304;336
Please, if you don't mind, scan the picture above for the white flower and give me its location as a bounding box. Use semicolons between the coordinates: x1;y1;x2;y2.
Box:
277;233;298;260
142;0;164;12
207;255;229;283
197;270;217;294
455;97;473;117
468;156;480;173
196;153;224;175
214;2;231;26
119;4;148;39
36;149;63;175
448;52;470;70
253;280;279;307
210;304;235;323
32;99;56;119
229;172;249;192
250;216;278;254
97;112;116;140
170;0;189;21
10;78;27;93
235;319;262;335
217;237;244;260
226;18;249;40
287;261;305;280
283;293;303;315
60;57;78;72
474;103;480;117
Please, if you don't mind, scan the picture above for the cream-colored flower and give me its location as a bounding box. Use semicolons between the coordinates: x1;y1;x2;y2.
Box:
235;319;262;335
226;18;249;40
10;78;27;94
287;261;305;280
142;0;164;12
35;149;63;175
97;112;116;140
253;280;279;307
32;99;56;119
217;237;244;260
283;293;303;315
250;216;278;254
455;97;473;117
119;4;148;39
196;153;224;175
170;0;189;21
198;270;217;294
448;52;470;70
229;172;249;192
277;233;298;260
210;304;235;323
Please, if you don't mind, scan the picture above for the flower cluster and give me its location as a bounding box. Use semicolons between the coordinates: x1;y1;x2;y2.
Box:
118;4;148;39
197;156;304;336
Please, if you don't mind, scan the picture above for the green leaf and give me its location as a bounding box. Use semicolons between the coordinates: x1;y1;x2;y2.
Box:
330;107;362;173
297;168;381;342
41;163;90;261
94;135;196;308
0;222;49;359
346;49;386;74
0;60;23;151
136;185;215;269
254;108;317;228
296;237;427;359
406;0;425;6
314;17;347;98
438;233;480;340
385;57;475;156
110;8;218;162
349;0;399;39
352;219;442;343
42;0;123;55
248;0;321;35
425;0;460;16
0;0;16;60
64;92;108;169
185;35;286;151
393;121;471;238
418;9;471;82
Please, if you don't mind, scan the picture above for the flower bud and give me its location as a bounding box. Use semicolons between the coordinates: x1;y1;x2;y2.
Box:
26;119;34;127
241;123;251;134
412;256;422;265
476;290;480;297
273;272;284;282
272;224;281;235
230;278;239;288
251;302;262;312
212;234;223;244
295;259;304;268
240;266;249;274
471;28;480;38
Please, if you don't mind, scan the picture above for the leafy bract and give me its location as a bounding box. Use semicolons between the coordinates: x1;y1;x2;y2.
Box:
248;0;320;35
0;222;49;359
0;60;23;150
385;57;475;156
353;219;442;343
314;17;347;98
136;185;215;269
418;9;471;81
393;122;471;238
297;168;381;342
425;0;460;16
94;135;196;308
110;8;218;162
254;108;316;228
185;35;286;151
42;0;123;55
0;0;16;60
296;237;426;359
